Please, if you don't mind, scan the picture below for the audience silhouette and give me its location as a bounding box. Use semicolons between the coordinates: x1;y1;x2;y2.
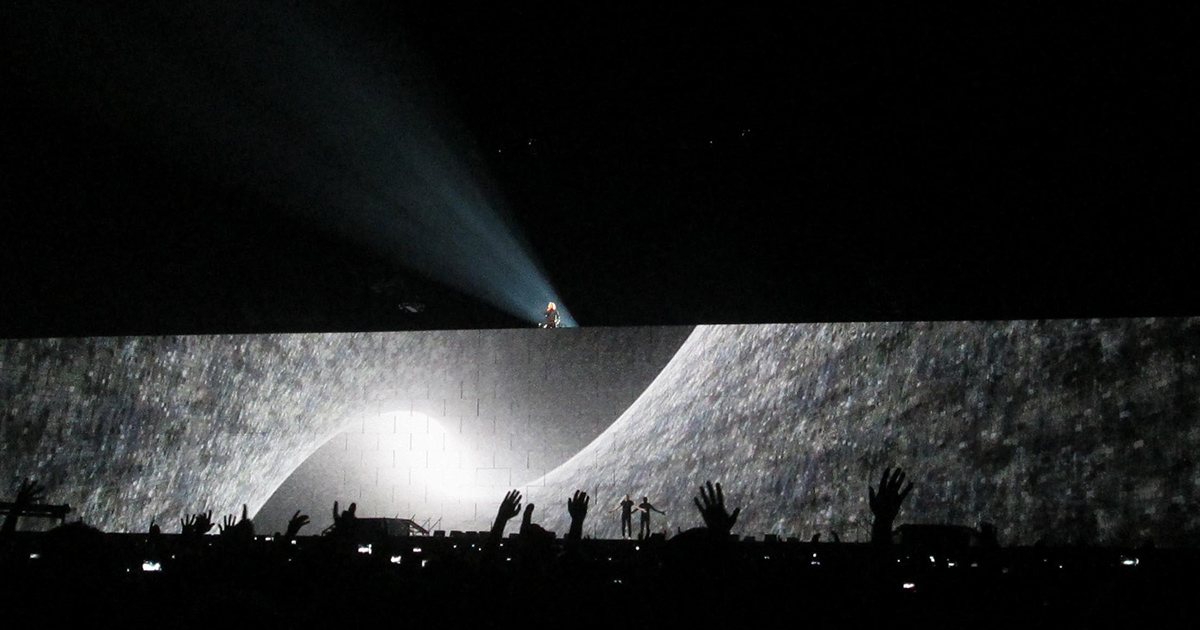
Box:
1;465;1194;625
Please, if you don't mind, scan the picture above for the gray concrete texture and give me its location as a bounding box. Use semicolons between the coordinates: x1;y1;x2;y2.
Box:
5;319;1200;546
522;319;1200;547
0;327;692;532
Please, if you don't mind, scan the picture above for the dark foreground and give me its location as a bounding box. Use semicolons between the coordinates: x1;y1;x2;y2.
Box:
3;531;1197;628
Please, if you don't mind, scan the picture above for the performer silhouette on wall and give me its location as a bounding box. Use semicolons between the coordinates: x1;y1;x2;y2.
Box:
636;496;666;540
610;494;636;538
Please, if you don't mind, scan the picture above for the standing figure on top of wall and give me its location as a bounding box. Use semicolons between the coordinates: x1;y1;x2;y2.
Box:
636;496;666;540
610;494;636;538
540;302;560;328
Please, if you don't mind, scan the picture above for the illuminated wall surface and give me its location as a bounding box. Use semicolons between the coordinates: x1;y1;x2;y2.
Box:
3;319;1199;546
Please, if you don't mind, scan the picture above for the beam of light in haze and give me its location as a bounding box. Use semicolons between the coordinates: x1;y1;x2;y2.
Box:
11;2;575;326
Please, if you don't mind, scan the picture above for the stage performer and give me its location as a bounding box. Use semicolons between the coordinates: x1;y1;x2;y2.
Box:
636;496;666;540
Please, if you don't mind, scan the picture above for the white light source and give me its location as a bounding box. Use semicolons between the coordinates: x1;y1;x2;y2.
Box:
358;544;372;554
390;555;403;564
142;561;162;572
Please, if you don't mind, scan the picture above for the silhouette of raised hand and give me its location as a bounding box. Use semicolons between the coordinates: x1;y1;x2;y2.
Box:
331;501;358;537
14;478;45;506
181;510;214;538
519;502;553;551
521;503;536;534
285;510;310;539
483;490;523;563
693;481;740;536
333;501;357;524
149;518;161;536
869;467;913;527
495;490;522;525
565;490;590;547
197;510;215;534
219;504;254;539
568;490;589;523
869;467;913;549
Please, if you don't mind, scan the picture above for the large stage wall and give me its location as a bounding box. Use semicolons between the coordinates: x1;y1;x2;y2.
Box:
0;328;691;532
3;319;1200;545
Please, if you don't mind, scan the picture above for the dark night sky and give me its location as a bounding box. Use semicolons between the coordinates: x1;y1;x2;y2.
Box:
2;3;1196;337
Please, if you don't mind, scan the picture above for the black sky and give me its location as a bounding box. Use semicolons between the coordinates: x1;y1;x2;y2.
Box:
2;4;1196;336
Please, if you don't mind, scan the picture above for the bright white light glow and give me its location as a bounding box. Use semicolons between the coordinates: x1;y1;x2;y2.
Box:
370;411;494;507
142;561;162;572
358;544;372;554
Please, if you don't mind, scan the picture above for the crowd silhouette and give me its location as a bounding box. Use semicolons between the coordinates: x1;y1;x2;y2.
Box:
1;469;1196;626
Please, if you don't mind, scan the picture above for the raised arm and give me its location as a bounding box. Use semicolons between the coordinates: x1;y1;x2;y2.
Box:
693;481;740;537
283;510;309;542
219;503;254;543
483;489;522;563
331;501;357;533
869;467;913;549
566;490;589;547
